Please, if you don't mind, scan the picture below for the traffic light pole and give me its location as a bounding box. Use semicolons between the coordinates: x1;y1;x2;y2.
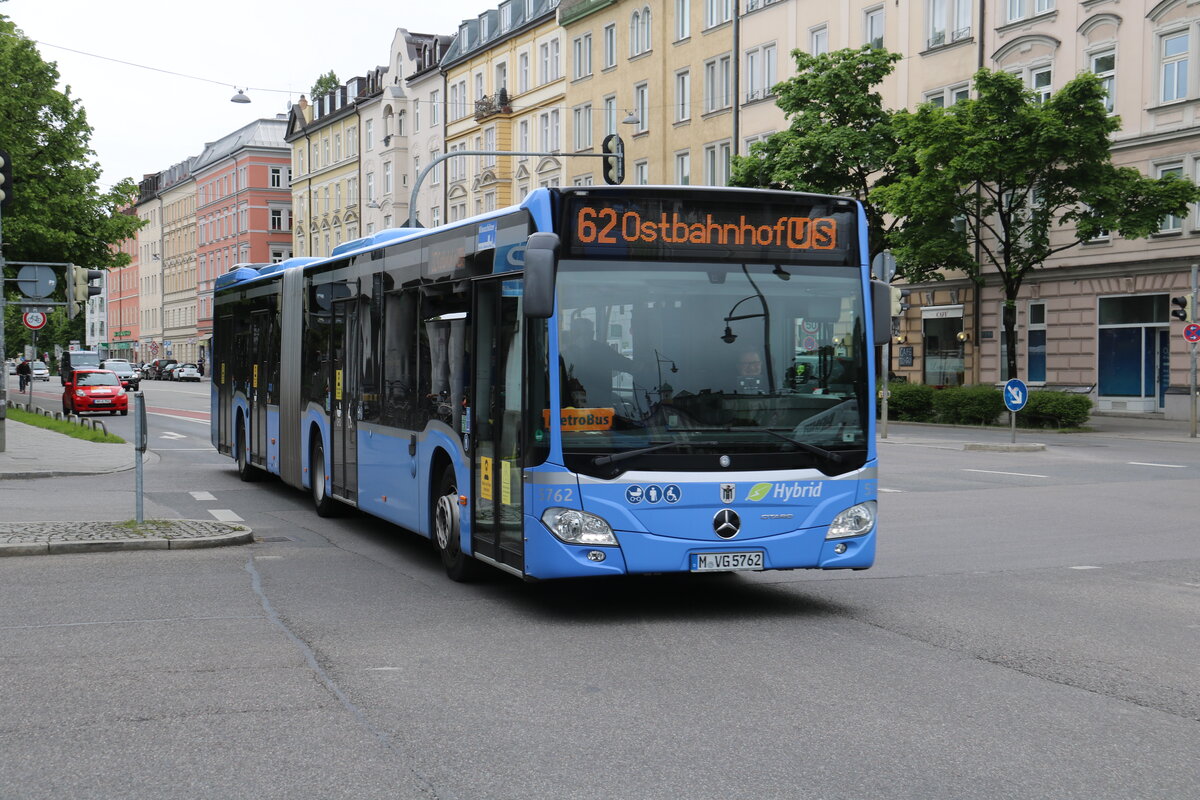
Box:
405;148;623;226
1190;263;1197;439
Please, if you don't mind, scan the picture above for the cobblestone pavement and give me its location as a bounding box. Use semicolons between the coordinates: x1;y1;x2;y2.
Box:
0;519;253;556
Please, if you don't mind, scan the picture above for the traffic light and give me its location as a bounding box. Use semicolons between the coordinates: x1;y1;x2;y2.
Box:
1170;295;1191;322
890;287;911;317
66;264;103;319
601;133;625;185
0;148;12;210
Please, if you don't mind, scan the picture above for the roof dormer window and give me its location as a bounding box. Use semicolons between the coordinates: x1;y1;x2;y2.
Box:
460;23;471;49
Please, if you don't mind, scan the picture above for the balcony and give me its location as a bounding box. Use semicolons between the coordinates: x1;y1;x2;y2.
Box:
475;90;513;121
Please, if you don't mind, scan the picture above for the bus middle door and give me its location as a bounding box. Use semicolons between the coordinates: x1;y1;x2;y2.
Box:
470;278;524;574
330;295;359;502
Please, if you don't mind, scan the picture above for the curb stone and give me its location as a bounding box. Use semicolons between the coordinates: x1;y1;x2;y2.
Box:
0;520;253;557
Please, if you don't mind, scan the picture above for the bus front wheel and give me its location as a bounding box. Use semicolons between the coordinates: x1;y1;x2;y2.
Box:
237;422;258;482
310;438;337;517
433;466;479;582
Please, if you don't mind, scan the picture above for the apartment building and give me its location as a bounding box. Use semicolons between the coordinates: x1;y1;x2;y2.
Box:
159;158;199;366
135;173;163;365
192;117;293;363
105;206;141;361
288;82;365;258
441;0;567;218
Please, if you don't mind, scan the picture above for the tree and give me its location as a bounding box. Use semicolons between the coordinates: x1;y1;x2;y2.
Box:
873;69;1200;380
730;47;909;264
309;70;340;99
1;14;142;352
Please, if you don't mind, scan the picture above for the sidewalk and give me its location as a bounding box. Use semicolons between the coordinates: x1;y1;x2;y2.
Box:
0;417;252;556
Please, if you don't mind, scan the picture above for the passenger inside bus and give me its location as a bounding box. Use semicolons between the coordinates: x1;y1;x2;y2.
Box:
561;316;635;407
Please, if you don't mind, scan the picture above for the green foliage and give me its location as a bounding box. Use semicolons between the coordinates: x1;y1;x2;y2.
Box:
729;47;908;263
1;14;142;353
872;69;1200;378
1019;391;1092;429
309;70;340;99
885;381;935;421
931;385;1005;426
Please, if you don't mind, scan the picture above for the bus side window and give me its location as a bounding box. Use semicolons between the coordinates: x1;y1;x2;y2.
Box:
382;291;417;429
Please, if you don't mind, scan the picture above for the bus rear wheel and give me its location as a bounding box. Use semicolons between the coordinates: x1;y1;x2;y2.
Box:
310;437;337;517
433;466;479;582
236;423;258;482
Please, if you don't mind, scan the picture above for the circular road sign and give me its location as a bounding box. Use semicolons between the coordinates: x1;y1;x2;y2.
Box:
22;311;48;330
1003;378;1028;412
1184;323;1200;343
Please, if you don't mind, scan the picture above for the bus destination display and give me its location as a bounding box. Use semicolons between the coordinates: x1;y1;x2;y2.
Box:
564;195;854;262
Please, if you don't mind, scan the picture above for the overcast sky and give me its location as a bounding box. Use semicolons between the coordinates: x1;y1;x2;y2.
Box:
5;0;480;189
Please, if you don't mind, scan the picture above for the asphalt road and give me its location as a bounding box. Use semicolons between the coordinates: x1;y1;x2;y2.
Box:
1;385;1197;799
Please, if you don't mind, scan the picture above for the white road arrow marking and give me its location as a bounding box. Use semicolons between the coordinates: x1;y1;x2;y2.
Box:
160;431;187;440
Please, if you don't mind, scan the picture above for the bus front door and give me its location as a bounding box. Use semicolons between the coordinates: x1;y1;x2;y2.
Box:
250;311;269;467
330;298;359;502
471;280;525;574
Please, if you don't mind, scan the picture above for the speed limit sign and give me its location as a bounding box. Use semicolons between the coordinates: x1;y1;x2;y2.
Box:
23;311;48;330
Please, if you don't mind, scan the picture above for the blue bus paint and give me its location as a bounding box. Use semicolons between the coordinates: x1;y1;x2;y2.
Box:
213;186;882;582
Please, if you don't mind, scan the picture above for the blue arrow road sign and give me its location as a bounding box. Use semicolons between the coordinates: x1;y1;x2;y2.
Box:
1003;378;1028;412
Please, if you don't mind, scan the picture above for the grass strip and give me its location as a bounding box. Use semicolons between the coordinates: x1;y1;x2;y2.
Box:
5;407;126;444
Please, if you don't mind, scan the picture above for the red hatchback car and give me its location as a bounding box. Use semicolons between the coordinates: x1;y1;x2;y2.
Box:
63;369;129;416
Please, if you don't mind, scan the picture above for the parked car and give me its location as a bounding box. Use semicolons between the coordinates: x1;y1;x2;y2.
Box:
146;358;177;380
100;358;141;390
30;360;50;381
172;363;202;382
62;369;128;416
7;359;17;375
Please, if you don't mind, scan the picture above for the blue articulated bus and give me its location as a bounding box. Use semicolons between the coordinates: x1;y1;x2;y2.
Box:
212;186;891;581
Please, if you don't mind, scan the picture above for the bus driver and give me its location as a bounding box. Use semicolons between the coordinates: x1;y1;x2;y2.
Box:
561;316;634;407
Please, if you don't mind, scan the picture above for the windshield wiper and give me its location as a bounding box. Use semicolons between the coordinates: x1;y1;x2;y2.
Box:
755;428;846;465
592;440;719;467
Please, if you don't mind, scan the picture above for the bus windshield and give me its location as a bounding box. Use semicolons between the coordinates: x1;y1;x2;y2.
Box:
555;259;869;476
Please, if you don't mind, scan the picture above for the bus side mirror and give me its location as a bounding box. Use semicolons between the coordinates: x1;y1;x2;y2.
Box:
871;280;891;346
523;232;560;319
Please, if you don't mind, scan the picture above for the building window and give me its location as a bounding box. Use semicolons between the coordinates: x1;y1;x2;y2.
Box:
366;173;375;203
1006;0;1054;24
365;120;374;151
705;0;731;29
500;2;511;31
675;150;691;185
430;90;441;125
928;0;971;49
1090;50;1115;113
675;70;691;122
633;160;649;185
334;133;342;161
603;25;617;69
865;6;884;48
1161;32;1189;104
574;33;593;79
744;43;776;103
540;38;561;83
539;110;560;151
675;0;690;41
603;95;617;135
703;140;731;185
630;7;652;56
573;104;593;149
518;120;530;157
269;208;290;231
704;55;732;112
634;83;648;133
1159;164;1185;232
519;52;530;93
269;166;283;188
1030;65;1052;102
811;25;828;56
1027;302;1046;383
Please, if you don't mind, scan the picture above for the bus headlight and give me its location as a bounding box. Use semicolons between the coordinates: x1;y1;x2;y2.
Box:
827;501;876;539
541;508;617;546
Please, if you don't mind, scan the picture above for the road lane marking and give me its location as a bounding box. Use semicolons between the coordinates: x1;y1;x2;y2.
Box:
209;509;243;522
879;488;904;493
160;432;187;440
147;411;209;424
1070;566;1101;570
190;491;216;501
1128;462;1186;469
962;468;1049;478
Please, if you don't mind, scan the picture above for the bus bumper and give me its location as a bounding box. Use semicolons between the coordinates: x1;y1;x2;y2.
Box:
523;522;875;579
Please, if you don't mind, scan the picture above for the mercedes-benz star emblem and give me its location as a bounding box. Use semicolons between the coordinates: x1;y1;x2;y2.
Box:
713;509;741;539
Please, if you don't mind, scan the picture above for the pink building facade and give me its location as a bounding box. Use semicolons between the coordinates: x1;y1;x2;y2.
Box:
106;206;141;361
192;118;293;363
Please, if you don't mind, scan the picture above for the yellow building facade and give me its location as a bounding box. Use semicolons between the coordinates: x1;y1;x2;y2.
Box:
287;79;375;258
560;0;736;187
442;0;567;220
